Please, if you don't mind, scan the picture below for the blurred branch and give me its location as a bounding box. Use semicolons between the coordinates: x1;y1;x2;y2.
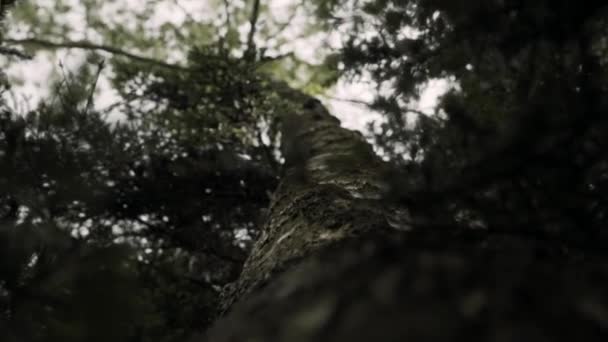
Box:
4;37;191;71
222;0;232;31
267;3;302;41
323;95;372;107
258;51;295;64
84;59;105;115
324;95;435;119
244;0;260;61
171;0;197;24
0;45;32;59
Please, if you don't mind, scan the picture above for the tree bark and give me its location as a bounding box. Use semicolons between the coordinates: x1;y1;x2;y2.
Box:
217;88;408;310
204;91;608;342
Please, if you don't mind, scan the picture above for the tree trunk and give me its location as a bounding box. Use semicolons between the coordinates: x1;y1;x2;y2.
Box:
205;92;608;342
217;89;407;310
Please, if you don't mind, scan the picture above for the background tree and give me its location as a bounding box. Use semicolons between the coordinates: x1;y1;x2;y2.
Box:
0;0;299;340
329;0;608;243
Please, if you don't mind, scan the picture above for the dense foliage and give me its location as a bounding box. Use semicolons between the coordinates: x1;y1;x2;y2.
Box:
1;0;608;341
331;0;608;244
0;60;273;341
0;2;285;338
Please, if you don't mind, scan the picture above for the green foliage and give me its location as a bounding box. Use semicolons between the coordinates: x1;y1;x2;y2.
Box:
1;1;353;340
329;0;608;243
0;48;281;339
3;0;608;340
4;0;339;92
2;0;329;334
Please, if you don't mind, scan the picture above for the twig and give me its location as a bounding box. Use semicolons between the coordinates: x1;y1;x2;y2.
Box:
84;58;105;115
324;94;436;119
171;0;197;24
267;3;301;41
258;51;295;64
244;0;261;62
222;0;232;30
323;95;373;107
56;60;73;109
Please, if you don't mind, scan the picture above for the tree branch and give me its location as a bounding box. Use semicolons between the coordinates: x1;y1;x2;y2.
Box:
84;59;105;114
244;0;261;61
4;37;191;71
324;95;435;119
222;0;232;31
0;45;32;60
267;3;302;41
171;0;197;24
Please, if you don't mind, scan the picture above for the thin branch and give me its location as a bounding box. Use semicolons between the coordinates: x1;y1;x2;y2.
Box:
56;60;73;110
267;3;302;41
222;0;232;31
84;59;105;115
323;95;373;107
4;37;191;71
324;94;437;119
244;0;261;61
258;51;295;64
171;0;197;24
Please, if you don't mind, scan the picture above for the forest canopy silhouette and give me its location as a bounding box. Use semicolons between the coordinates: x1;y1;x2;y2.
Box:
1;0;608;341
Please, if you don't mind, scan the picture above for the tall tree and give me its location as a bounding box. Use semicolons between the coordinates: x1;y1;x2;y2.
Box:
206;77;608;342
1;1;608;341
208;1;608;340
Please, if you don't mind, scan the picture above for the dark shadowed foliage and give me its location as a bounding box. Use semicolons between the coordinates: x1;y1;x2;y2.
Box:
1;34;280;342
330;0;608;244
1;0;608;341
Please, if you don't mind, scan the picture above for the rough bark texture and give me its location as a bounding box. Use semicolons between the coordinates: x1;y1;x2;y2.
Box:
217;91;408;312
205;93;608;342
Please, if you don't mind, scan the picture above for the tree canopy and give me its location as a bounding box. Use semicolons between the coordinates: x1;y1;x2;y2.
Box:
1;0;608;341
